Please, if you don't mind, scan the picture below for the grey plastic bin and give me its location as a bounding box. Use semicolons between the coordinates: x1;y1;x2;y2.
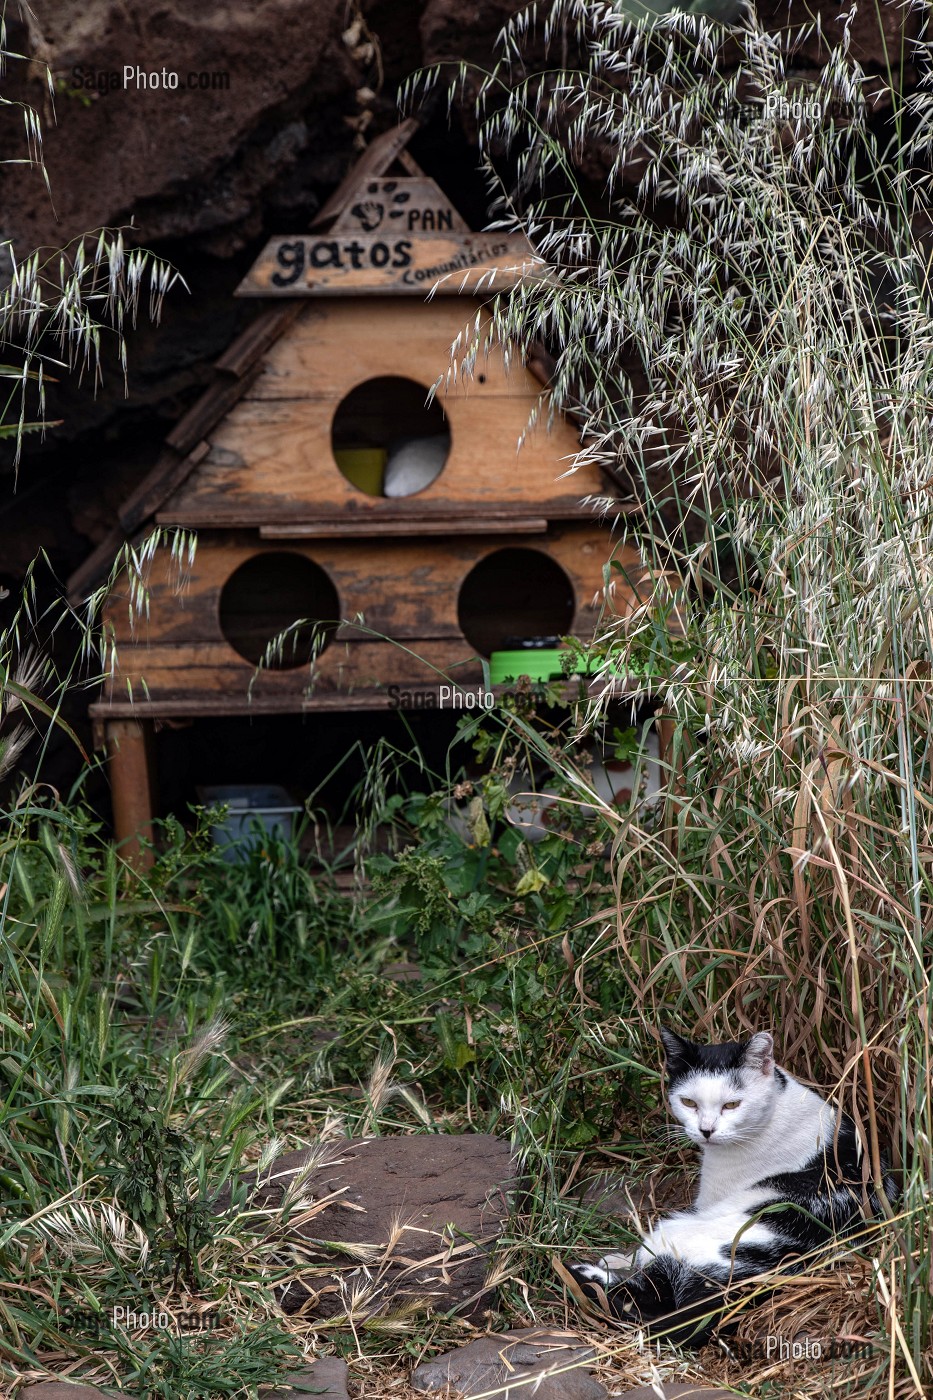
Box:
197;784;302;862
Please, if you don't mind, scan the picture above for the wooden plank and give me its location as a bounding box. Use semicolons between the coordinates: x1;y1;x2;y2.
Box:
274;289;475;340
160;504;586;527
89;673;647;720
154;297;603;525
70;305;310;603
258;518;549;538
526;337;589;434
119;441;209;532
118;305;308;532
90;690;459;717
235;232;546;297
164;362;263;455
171;503;642;531
95;528;659;712
526;340;557;389
240;297;532;403
310;118;421;231
91;695;413;717
397;149;426;177
159;398;589;521
331;177;470;235
153;297;598;521
214;301;307;378
97;638;489;699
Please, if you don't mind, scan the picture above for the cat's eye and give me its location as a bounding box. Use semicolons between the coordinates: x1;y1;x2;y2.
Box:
680;1098;697;1108
722;1100;742;1110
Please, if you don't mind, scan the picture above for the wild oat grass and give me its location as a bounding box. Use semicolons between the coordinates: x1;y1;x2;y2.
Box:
411;0;933;1390
1;12;183;467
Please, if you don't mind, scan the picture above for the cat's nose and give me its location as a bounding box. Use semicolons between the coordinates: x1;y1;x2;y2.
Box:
701;1127;713;1139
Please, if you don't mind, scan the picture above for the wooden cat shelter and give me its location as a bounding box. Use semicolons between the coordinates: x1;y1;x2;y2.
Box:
67;120;647;862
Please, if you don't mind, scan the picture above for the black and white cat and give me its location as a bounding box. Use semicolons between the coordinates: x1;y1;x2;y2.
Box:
566;1028;898;1346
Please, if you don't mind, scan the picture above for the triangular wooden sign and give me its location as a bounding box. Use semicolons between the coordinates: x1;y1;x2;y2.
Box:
236;120;546;298
330;176;470;235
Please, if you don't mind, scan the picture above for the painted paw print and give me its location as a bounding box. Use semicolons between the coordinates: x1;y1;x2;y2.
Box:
350;199;384;231
381;181;412;220
352;182;413;230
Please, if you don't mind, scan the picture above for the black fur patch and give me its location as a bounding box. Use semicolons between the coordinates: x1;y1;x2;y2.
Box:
608;1256;737;1347
660;1028;751;1083
752;1111;898;1252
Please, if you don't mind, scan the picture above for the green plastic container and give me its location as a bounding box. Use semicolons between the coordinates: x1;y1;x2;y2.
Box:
489;648;570;684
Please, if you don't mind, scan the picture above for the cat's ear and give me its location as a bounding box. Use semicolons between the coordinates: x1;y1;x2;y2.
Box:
659;1026;693;1074
743;1031;775;1077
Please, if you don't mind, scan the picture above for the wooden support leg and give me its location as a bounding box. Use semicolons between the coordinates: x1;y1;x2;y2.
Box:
105;719;157;871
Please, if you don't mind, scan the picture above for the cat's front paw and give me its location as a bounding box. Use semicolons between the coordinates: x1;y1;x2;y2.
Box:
561;1264;654;1326
554;1251;640;1319
571;1260;613;1285
553;1256;612;1315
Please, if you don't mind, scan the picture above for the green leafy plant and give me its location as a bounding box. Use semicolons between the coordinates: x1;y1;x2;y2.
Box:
124;1319;301;1399
102;1079;214;1288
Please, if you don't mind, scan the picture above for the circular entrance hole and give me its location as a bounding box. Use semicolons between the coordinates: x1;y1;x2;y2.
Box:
457;548;576;656
219;553;339;668
331;375;450;498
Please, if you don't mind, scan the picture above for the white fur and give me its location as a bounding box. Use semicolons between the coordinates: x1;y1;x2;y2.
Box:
637;1195;778;1267
382;434;448;497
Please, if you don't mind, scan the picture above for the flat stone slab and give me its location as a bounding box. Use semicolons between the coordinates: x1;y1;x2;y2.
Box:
412;1329;608;1399
264;1357;349;1397
224;1133;516;1319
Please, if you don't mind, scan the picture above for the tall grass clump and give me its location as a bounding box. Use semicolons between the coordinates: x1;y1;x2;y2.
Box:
430;0;933;1388
0;576;347;1392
